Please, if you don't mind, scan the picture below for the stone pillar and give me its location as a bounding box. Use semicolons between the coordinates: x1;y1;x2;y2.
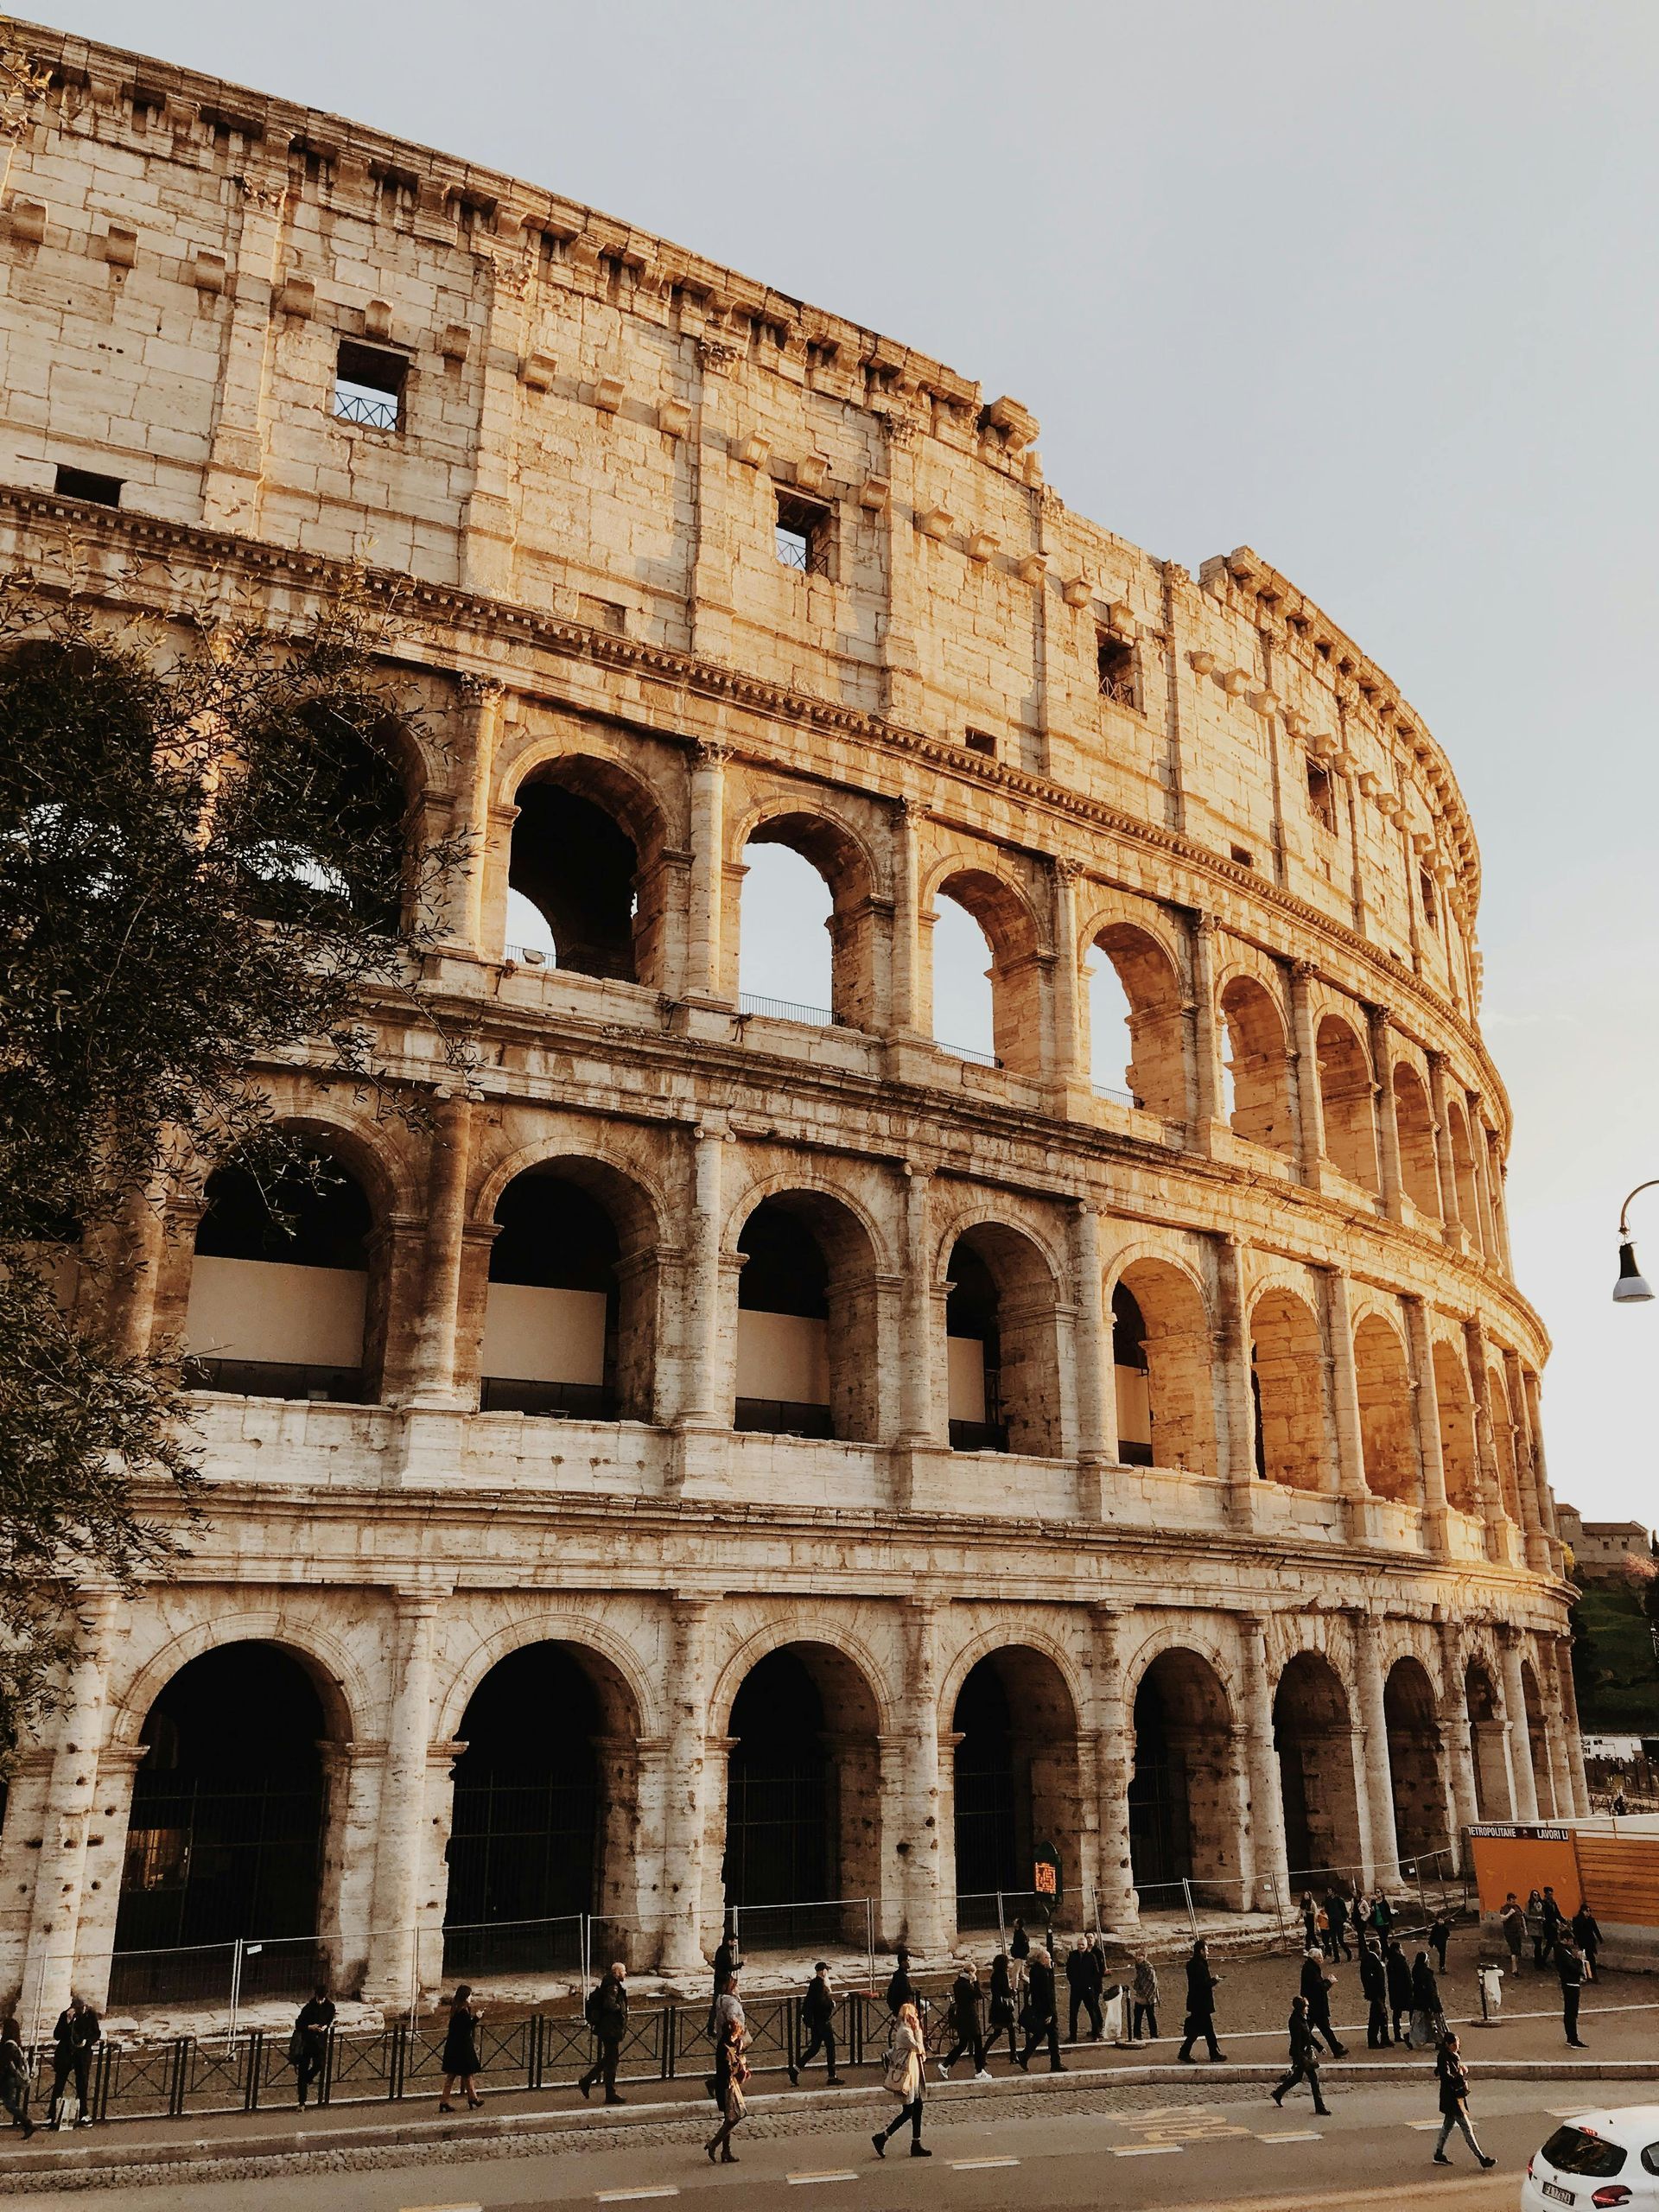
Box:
1426;1052;1464;1246
365;1589;439;2005
1471;1111;1503;1263
897;1599;948;1953
1351;1611;1396;1885
1522;1370;1561;1562
1536;1638;1572;1821
1213;1236;1257;1532
1402;1296;1450;1554
1287;960;1326;1189
404;1094;476;1408
678;1126;727;1427
683;741;730;1005
1554;1636;1590;1817
1464;1319;1510;1566
20;1589;119;2031
1236;1615;1288;1910
1366;1003;1404;1221
440;676;504;953
1187;912;1226;1149
1051;859;1088;1112
1436;1621;1479;1866
1071;1203;1116;1518
658;1598;718;1976
896;1165;940;1445
1503;1350;1550;1573
1498;1630;1541;1823
200;162;289;531
1090;1606;1137;1928
889;799;925;1039
1323;1268;1370;1540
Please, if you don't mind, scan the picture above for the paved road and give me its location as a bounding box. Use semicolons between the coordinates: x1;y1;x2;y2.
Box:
50;2070;1618;2211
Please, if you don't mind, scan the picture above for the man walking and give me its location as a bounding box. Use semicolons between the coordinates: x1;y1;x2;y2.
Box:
578;1961;629;2104
48;1995;99;2127
1270;1995;1331;2117
885;1946;916;2017
1175;1937;1227;2063
1065;1936;1095;2044
1428;1911;1452;1976
1556;1936;1588;2048
1015;1946;1064;2072
938;1961;990;2082
790;1962;842;2086
1384;1936;1412;2046
1325;1887;1352;1961
1432;2031;1496;2168
1359;1936;1391;2049
1540;1885;1566;1965
1572;1903;1602;1981
1300;1948;1347;2058
1501;1891;1527;1975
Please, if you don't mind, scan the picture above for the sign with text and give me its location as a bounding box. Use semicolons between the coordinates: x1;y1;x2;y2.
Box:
1468;1826;1581;1916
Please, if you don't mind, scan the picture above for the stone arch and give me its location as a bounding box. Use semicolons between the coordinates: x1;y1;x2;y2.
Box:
111;1616;365;1755
949;1641;1083;1929
1392;1061;1441;1218
1127;1645;1242;1907
1446;1098;1484;1252
726;1181;886;1440
438;1615;661;1745
504;747;672;986
1250;1287;1328;1491
1218;972;1293;1152
1315;1014;1378;1192
1086;919;1188;1117
928;859;1046;1077
1432;1337;1479;1512
733;801;882;1032
1353;1312;1417;1503
939;1216;1065;1458
1274;1649;1363;1885
1383;1656;1447;1867
1464;1656;1512;1820
1110;1256;1218;1478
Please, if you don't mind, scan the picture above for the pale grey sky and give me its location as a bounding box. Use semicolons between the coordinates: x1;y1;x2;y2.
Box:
45;0;1659;1520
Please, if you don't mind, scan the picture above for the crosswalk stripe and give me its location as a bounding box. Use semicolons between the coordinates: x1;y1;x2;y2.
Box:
785;2174;858;2186
1111;2143;1185;2156
951;2156;1021;2169
1259;2130;1322;2142
597;2191;681;2204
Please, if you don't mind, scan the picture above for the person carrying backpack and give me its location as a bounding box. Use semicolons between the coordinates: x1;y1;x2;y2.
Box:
579;1962;628;2105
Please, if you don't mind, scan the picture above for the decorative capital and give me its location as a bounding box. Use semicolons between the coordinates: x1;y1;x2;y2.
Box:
1053;855;1085;886
690;738;731;770
696;337;739;373
455;671;505;704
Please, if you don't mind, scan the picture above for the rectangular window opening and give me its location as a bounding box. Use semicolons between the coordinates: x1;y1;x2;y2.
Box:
333;339;407;431
774;489;831;577
1230;842;1255;868
1420;869;1438;929
1306;762;1337;834
1096;631;1135;705
54;463;123;508
963;727;998;759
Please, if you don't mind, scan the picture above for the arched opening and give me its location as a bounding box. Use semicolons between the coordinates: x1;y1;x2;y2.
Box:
721;1643;880;1948
446;1640;639;1975
734;1191;880;1440
952;1647;1081;1929
113;1643;334;2004
1447;1101;1484;1251
187;1149;375;1402
739;813;875;1031
1219;976;1292;1152
506;758;665;984
238;703;412;937
1113;1261;1217;1477
1250;1289;1328;1491
1433;1340;1478;1512
946;1224;1062;1458
1315;1015;1378;1191
1465;1660;1512;1820
481;1164;658;1421
1128;1649;1238;1905
1521;1661;1554;1817
1383;1657;1447;1867
932;868;1043;1077
1274;1651;1363;1885
1393;1064;1441;1218
1087;925;1186;1116
1353;1314;1418;1503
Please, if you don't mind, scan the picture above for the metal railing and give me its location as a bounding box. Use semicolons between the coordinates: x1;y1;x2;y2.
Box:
937;1037;1000;1066
477;1377;617;1419
730;1897;875;1980
332;386;400;431
737;991;834;1027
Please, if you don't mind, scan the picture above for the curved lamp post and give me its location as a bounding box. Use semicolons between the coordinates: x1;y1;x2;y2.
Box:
1613;1181;1659;1303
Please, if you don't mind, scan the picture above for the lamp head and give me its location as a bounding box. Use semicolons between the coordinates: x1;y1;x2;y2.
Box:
1614;1238;1655;1304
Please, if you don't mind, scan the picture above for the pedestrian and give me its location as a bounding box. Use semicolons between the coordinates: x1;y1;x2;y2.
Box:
1432;2031;1496;2168
1556;1936;1588;2047
1176;1936;1227;2063
1526;1885;1547;1966
0;2019;35;2139
872;1998;930;2159
1065;1936;1095;2044
1300;1948;1347;2057
1084;1933;1107;2037
705;1986;749;2165
289;1983;334;2109
885;1945;916;2017
1429;1912;1452;1976
1571;1904;1602;1982
1613;1787;1629;1817
1408;1949;1441;2051
1300;1891;1319;1952
791;1961;842;2086
1008;1916;1030;1964
1359;1937;1391;2048
988;1950;1018;2063
579;1961;628;2104
1130;1955;1160;2043
938;1961;990;2082
708;1923;738;2036
1501;1891;1527;1975
1540;1885;1566;1965
438;1983;483;2112
47;1995;98;2128
1326;1886;1352;1962
1270;1995;1332;2117
1370;1891;1394;1940
1384;1937;1412;2045
1016;1945;1064;2071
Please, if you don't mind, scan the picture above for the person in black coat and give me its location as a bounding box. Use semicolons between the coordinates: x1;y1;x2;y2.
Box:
291;1984;335;2108
988;1951;1018;2063
1325;1889;1352;1962
1358;1939;1391;2048
48;1997;99;2128
938;1964;988;2081
1408;1951;1441;2050
1540;1886;1566;1962
1571;1905;1602;1981
1300;1948;1347;2058
791;1963;842;2085
1270;1996;1331;2116
1015;1948;1064;2072
1428;1913;1452;1975
1556;1937;1588;2047
1384;1938;1412;2044
438;1985;482;2112
579;1962;629;2104
1175;1938;1226;2063
708;1926;738;2037
885;1948;916;2018
1432;2032;1495;2167
1065;1939;1097;2044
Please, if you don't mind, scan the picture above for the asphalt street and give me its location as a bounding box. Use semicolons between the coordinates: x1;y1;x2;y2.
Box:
43;2071;1616;2212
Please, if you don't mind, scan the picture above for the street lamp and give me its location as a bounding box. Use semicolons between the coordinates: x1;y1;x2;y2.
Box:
1613;1181;1659;1304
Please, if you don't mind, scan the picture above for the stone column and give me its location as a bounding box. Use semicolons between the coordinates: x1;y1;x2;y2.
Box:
1471;1110;1503;1263
895;1165;941;1445
1522;1370;1561;1563
1426;1052;1463;1246
1090;1605;1137;1928
200;163;289;532
20;1588;119;2031
678;1126;727;1427
897;1599;949;1952
658;1598;718;1976
440;676;505;953
1463;1319;1510;1566
1536;1637;1572;1821
1503;1350;1550;1573
888;798;925;1039
1236;1615;1289;1910
1402;1296;1450;1554
1323;1268;1370;1539
1071;1203;1116;1518
1188;912;1227;1149
1365;1003;1404;1221
1051;859;1089;1112
1498;1630;1541;1823
404;1094;476;1408
1436;1621;1479;1865
683;741;730;1004
1213;1236;1257;1532
1351;1611;1396;1885
365;1589;439;2005
1554;1635;1590;1817
1287;960;1326;1189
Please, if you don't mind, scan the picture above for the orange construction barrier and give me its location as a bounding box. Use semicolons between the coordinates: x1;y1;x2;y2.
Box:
1467;1824;1582;1916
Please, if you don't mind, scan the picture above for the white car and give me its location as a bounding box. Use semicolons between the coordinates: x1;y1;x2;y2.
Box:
1523;2109;1659;2209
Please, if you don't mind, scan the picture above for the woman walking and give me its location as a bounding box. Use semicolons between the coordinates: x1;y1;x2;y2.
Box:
1432;2032;1496;2169
1270;1995;1331;2117
1130;1955;1160;2043
705;1992;749;2166
1408;1949;1441;2052
872;1999;930;2159
438;1984;483;2112
988;1951;1018;2063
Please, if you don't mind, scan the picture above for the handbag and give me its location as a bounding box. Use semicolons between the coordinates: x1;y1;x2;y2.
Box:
52;2092;79;2130
880;2033;912;2096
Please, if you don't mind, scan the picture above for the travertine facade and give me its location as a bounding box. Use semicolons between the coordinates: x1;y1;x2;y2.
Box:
0;26;1581;2020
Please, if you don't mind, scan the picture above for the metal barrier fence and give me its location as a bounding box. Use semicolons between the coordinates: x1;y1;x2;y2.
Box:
953;1888;1102;1942
730;1896;874;1980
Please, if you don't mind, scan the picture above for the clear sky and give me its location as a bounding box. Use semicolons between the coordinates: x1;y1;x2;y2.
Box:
38;0;1659;1521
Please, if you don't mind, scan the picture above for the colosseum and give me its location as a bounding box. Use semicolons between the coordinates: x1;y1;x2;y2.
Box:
0;25;1582;2024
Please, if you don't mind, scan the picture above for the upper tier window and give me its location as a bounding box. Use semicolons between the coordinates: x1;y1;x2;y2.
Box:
775;490;831;577
334;340;406;432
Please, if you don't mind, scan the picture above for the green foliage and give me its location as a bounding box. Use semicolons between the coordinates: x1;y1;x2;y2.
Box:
1571;1580;1659;1732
